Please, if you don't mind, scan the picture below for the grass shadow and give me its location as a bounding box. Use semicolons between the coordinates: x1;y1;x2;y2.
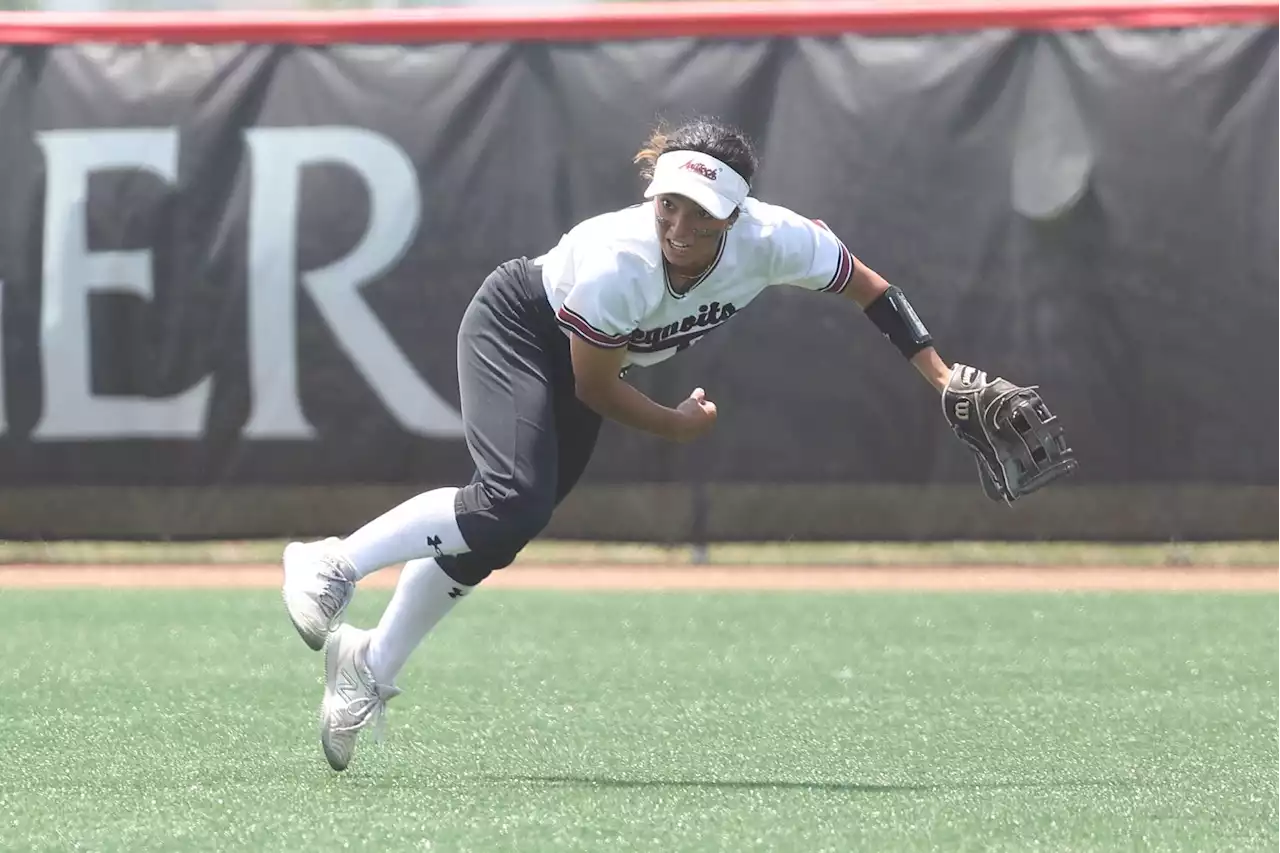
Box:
485;773;1131;794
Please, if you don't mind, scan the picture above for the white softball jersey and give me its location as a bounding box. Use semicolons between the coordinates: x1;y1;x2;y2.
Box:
537;198;855;369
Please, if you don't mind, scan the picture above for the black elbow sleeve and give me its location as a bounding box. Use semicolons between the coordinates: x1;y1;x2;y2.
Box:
864;285;932;359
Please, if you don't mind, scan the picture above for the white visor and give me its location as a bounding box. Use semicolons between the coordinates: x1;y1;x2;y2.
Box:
643;150;749;220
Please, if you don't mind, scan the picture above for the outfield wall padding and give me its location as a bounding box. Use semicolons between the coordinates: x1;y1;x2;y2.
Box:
0;2;1275;541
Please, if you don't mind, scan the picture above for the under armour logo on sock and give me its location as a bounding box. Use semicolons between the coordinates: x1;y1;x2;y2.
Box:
426;535;443;557
448;586;467;599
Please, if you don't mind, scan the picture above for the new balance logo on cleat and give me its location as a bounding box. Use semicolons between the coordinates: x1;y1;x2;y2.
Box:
337;670;361;702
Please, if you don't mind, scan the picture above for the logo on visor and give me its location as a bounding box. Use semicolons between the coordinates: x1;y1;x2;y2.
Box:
680;160;719;181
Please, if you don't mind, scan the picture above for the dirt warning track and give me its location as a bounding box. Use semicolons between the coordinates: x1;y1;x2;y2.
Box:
0;563;1273;591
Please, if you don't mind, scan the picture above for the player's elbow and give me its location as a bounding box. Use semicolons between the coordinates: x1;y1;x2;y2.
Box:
573;373;614;411
843;260;890;309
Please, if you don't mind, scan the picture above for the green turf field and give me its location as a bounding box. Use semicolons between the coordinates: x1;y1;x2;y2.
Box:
2;588;1276;852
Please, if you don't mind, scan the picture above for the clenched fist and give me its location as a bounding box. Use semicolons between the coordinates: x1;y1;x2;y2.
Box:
671;387;718;443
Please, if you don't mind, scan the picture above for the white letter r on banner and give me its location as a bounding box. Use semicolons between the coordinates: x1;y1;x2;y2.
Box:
243;127;463;439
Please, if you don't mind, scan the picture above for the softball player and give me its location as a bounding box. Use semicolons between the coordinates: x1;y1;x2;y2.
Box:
282;117;1075;771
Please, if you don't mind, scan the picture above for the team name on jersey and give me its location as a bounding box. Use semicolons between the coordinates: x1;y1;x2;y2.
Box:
627;301;737;352
538;198;855;370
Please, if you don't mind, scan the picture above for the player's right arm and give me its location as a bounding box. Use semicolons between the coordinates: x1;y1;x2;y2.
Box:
568;338;716;443
556;250;716;443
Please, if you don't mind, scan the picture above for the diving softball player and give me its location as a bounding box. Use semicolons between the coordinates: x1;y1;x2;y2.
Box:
281;117;1076;771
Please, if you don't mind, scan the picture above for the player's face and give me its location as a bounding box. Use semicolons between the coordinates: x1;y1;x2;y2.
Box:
653;195;731;270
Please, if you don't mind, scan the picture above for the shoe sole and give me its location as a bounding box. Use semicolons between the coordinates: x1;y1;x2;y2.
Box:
320;628;353;771
282;542;328;652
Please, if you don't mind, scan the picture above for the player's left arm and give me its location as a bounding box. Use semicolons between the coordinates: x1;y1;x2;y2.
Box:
841;248;1079;503
838;256;952;393
779;212;1078;503
768;212;950;392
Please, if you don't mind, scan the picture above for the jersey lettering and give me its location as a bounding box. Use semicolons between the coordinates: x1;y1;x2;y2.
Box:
537;199;852;369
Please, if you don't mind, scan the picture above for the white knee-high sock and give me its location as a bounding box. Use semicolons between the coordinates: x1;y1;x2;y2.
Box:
340;487;470;579
366;558;472;686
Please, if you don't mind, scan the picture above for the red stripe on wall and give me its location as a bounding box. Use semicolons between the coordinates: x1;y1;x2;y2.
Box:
0;0;1273;45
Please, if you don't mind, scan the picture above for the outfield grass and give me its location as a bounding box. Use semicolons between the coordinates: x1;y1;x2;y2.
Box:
2;588;1276;852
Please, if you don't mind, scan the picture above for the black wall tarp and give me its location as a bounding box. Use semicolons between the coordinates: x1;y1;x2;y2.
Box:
0;27;1275;540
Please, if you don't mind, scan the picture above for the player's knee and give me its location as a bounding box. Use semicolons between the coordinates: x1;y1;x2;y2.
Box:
458;481;555;555
437;550;518;587
492;489;555;551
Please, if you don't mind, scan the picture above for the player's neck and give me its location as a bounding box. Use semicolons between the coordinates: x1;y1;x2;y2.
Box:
665;260;708;294
663;237;723;291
